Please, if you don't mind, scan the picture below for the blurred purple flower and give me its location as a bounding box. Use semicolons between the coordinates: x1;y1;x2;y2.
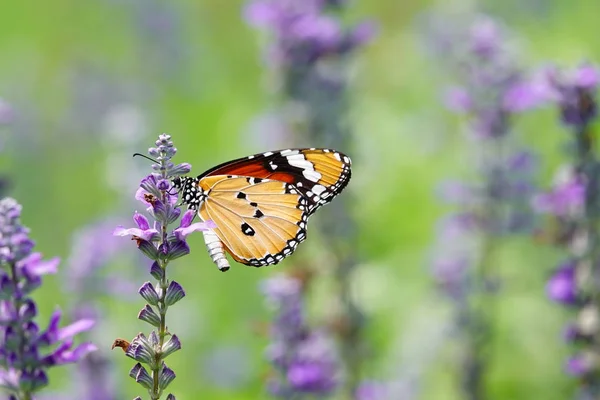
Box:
565;354;593;376
0;98;14;125
424;14;542;399
469;16;502;57
349;20;378;47
0;198;95;398
244;0;376;67
443;86;472;113
355;380;388;400
503;80;548;112
262;274;339;397
533;174;585;217
437;180;479;205
431;257;469;291
546;262;577;305
543;64;599;126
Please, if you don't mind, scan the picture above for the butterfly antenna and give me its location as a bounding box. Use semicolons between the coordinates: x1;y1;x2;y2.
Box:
133;153;158;163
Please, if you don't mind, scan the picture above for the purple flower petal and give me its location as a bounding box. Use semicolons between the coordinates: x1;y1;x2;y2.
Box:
57;318;95;341
179;210;196;228
133;212;150;230
503;80;546;112
532;178;585;217
0;367;20;389
135;187;152;206
565;354;592;376
173;220;217;240
45;341;97;366
574;64;599;89
18;253;60;277
546;262;577;305
113;226;159;242
157;179;170;191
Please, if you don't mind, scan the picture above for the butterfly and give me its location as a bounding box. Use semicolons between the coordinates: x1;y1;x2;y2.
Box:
172;148;352;271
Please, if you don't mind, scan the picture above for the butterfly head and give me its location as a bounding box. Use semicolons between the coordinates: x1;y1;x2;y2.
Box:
171;176;204;210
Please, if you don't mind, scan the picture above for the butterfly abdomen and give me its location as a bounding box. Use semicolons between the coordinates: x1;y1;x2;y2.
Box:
202;229;230;271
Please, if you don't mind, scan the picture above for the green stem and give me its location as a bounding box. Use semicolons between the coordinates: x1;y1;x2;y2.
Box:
150;189;171;399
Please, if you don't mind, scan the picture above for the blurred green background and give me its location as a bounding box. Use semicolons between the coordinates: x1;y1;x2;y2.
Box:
1;0;600;399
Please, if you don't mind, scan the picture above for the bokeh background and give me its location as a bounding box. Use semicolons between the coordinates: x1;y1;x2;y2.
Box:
1;0;600;399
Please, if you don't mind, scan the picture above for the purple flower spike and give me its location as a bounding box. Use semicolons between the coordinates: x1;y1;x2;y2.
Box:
547;262;577;305
112;134;195;399
0;198;95;398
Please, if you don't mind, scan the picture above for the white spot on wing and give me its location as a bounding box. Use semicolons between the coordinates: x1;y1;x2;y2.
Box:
303;169;322;182
312;185;326;195
263;151;274;157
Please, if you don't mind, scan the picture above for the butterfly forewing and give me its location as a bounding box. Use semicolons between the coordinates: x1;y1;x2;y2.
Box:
197;176;308;266
199;148;351;214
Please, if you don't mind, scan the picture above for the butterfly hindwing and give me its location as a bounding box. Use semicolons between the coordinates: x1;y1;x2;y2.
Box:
197;175;308;266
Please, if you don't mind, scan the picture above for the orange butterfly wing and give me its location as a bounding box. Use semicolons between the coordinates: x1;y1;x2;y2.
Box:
197;175;308;266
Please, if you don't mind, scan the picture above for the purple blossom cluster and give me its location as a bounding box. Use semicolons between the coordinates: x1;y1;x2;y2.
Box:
245;0;375;69
426;15;542;399
261;274;340;398
0;197;96;399
532;64;600;392
113;133;213;400
431;15;540;299
440;17;545;138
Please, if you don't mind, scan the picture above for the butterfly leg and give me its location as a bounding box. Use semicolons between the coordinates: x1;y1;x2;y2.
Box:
202;230;230;272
